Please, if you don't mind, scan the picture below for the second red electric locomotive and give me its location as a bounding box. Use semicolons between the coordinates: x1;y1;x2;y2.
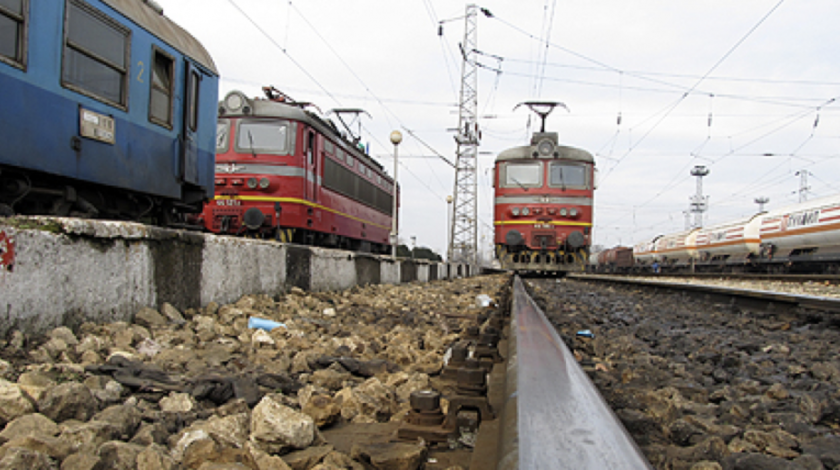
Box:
200;87;395;253
493;102;595;273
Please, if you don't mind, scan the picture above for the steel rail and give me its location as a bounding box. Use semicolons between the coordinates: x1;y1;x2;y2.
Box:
598;272;840;284
570;274;840;312
497;276;652;470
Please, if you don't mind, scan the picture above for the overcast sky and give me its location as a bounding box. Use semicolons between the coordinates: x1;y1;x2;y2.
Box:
157;0;840;257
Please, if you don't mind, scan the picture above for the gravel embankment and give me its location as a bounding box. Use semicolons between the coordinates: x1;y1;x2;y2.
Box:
531;277;840;470
0;275;508;470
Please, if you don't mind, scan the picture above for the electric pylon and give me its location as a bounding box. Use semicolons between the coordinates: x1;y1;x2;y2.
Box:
448;4;479;265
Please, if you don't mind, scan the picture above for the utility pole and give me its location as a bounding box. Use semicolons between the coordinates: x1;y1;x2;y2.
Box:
448;3;480;265
689;165;710;228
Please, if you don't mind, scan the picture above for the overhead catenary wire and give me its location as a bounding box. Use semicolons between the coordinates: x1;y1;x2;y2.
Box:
188;0;838;256
224;0;341;106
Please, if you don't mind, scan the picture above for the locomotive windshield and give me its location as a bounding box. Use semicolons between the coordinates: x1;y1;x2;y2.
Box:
236;119;291;155
504;162;541;188
216;121;229;152
549;162;588;189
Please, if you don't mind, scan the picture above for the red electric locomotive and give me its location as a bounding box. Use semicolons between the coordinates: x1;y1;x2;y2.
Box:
200;87;395;253
493;102;595;273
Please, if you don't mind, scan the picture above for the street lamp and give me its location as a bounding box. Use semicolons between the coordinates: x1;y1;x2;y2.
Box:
446;195;453;261
390;130;402;258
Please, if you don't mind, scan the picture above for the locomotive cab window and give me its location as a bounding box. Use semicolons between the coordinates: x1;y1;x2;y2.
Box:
216;120;230;153
0;0;27;68
149;48;174;127
503;162;541;188
62;0;130;107
236;119;290;155
549;162;588;189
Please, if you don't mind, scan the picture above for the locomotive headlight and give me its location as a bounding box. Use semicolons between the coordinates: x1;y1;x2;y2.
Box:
522;207;530;216
246;177;258;189
570;208;579;217
224;92;245;112
560;208;568;216
259;177;270;189
511;207;520;216
537;139;555;156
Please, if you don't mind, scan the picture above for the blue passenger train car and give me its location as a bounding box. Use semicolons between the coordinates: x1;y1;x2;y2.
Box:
0;0;218;223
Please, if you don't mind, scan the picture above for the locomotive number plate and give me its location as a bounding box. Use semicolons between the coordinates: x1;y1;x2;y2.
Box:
216;199;242;206
533;224;552;229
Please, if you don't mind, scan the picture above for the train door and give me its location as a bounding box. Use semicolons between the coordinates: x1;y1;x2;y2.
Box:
304;129;318;202
180;61;201;185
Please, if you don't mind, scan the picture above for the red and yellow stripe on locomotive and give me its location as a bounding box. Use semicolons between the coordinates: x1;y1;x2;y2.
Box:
198;88;395;254
493;131;595;272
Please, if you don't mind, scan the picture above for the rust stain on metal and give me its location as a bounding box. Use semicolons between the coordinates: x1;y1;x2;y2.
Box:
0;231;14;272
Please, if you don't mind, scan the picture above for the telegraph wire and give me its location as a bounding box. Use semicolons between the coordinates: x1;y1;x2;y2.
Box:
224;0;341;106
577;0;790;216
502;58;840;87
600;0;788;184
421;0;459;99
286;2;399;129
282;1;458;200
226;0;456;242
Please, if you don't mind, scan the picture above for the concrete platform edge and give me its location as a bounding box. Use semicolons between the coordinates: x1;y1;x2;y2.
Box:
0;217;478;336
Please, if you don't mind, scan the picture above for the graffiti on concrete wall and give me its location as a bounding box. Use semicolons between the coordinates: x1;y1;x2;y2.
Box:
0;231;14;272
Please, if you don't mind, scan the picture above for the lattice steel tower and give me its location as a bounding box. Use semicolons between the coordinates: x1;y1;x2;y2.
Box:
447;4;480;265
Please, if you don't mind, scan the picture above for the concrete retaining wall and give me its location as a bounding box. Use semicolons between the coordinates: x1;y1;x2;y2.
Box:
0;217;477;337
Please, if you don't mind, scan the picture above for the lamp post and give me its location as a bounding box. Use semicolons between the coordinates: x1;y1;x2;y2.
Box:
390;130;402;258
446;195;453;261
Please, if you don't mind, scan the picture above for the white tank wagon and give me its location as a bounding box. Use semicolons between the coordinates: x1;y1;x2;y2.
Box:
633;237;660;267
655;229;698;267
758;194;840;271
626;193;840;274
694;215;762;265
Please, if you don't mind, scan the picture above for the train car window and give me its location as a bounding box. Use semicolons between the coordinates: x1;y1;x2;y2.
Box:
324;140;334;155
236;119;290;155
188;70;199;131
149;48;174;127
549;162;588;189
323;157;392;215
0;0;26;67
503;162;541;188
307;132;315;165
216;120;229;153
62;0;130;106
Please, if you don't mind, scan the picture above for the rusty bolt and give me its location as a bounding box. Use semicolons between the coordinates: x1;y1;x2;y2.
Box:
410;390;441;412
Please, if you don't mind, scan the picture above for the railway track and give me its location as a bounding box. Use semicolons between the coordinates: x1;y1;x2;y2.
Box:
570;273;840;311
495;276;652;469
528;274;840;468
595;271;840;285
